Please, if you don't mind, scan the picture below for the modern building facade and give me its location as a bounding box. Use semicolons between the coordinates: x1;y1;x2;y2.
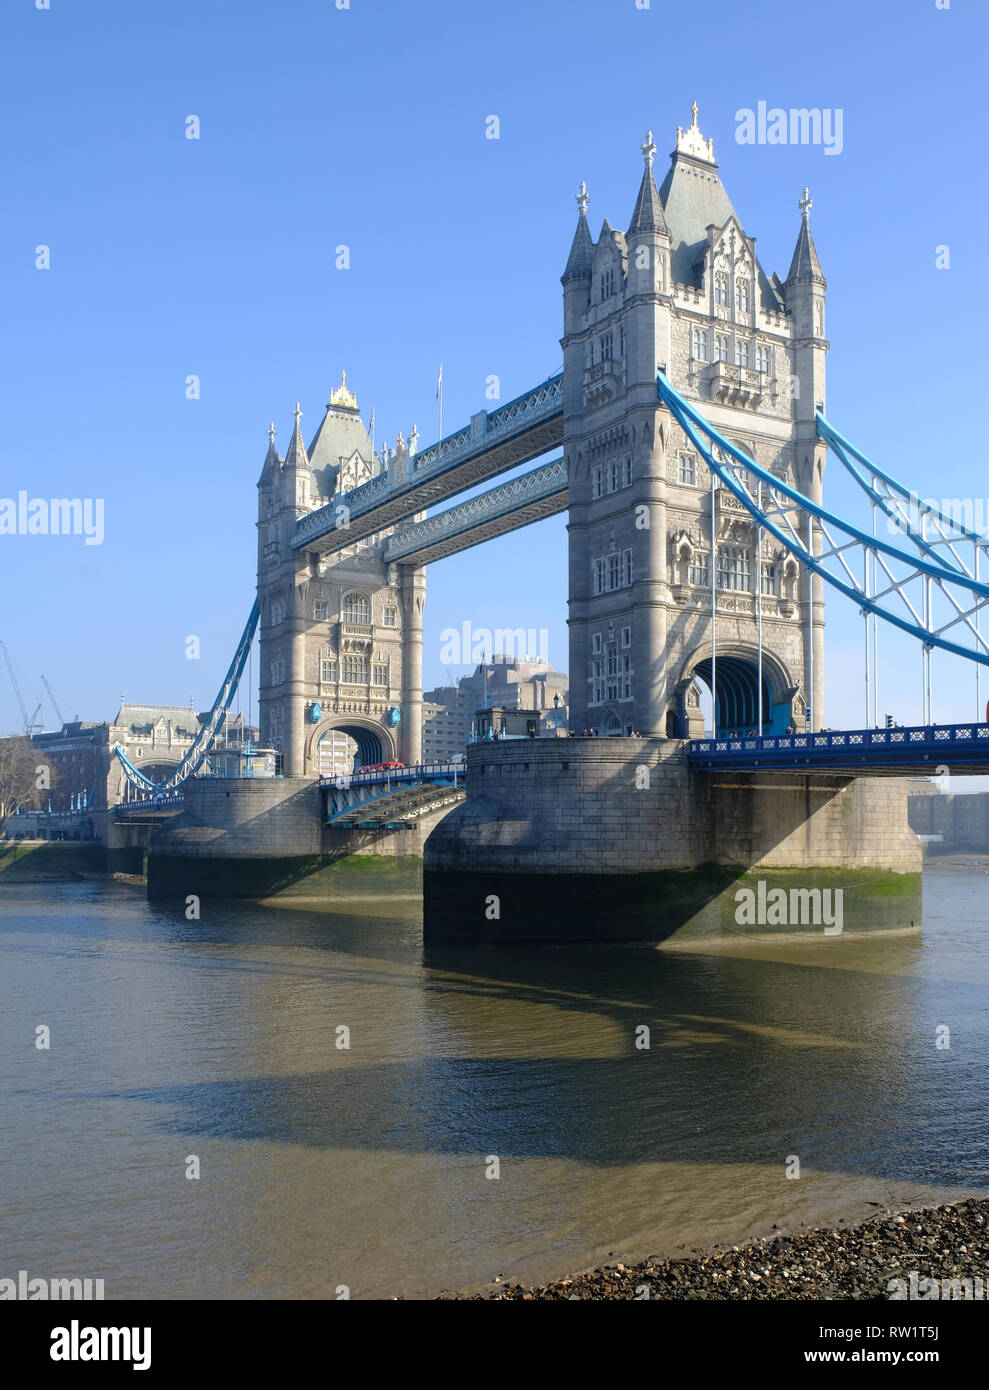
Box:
422;657;569;761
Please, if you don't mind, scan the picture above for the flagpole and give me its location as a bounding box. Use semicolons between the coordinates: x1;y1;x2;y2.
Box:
437;362;444;442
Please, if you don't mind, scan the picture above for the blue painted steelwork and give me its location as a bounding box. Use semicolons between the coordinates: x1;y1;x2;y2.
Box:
292;373;564;552
656;372;989;667
113;794;186;816
689;721;989;772
113;601;260;796
322;762;467;825
817;413;989;572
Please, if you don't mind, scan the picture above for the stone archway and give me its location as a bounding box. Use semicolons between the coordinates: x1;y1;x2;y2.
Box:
677;643;799;738
305;717;397;777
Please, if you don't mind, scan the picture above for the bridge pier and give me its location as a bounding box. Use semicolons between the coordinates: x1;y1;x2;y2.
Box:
423;739;922;944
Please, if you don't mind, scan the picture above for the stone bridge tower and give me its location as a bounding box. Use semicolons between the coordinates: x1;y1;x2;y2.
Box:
256;375;425;778
563;106;827;738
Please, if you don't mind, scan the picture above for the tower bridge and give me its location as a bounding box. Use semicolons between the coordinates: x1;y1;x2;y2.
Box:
136;106;989;939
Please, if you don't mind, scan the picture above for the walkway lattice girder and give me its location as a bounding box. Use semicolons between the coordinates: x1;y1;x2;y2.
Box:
293;376;564;556
383;458;568;565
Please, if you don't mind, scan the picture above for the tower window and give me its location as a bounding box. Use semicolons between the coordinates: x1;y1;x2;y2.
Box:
717;546;751;592
761;562;776;596
755;344;772;374
736;339;750;368
620;626;631;649
314;600;328;621
716;334;730;363
678;453;697;486
715;272;728;306
342;592;370;624
691;328;708;360
592;465;603;499
382;607;398;627
372;662;390;687
601;332;613;361
688;551;710;587
320;659;337;682
342;654;368;684
735;278;750;313
624;453;633;486
592;632;602;655
608;459;619;492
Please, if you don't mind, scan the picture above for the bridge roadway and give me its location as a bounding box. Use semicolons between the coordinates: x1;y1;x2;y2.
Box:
292;374;563;556
688;721;989;775
322;763;467;828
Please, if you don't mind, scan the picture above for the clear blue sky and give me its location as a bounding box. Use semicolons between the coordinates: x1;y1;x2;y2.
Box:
1;0;986;738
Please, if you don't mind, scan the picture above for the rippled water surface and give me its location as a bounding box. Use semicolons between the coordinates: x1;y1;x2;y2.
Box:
1;871;987;1298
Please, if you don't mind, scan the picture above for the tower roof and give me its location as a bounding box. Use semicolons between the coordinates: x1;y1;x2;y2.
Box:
283;403;312;473
786;188;825;284
562;181;595;280
657;102;784;311
628;130;670;236
257;421;282;486
307;372;378;487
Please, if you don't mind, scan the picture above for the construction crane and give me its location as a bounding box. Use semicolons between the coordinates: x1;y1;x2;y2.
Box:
41;675;65;728
1;641;42;735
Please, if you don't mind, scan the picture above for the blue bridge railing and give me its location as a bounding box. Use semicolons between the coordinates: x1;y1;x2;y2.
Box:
689;721;989;770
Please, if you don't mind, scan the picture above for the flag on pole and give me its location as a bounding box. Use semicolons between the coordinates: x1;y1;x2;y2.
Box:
436;363;443;400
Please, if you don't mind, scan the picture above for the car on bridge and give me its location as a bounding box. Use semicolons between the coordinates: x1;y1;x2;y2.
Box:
359;761;407;773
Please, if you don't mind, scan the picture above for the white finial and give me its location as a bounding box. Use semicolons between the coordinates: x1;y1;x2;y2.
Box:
691;100;699;127
267;421;276;446
576;180;589;215
293;402;302;426
641;130;656;168
799;187;813;219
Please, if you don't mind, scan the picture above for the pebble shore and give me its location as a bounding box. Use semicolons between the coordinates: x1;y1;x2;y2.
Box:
448;1197;989;1300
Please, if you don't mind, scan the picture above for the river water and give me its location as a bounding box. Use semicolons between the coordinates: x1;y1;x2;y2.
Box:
1;871;987;1299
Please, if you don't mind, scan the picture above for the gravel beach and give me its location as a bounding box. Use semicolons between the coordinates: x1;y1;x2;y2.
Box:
448;1197;989;1300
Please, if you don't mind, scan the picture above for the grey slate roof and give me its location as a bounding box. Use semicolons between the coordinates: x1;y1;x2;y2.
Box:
658;152;784;312
307;402;377;490
112;703;201;736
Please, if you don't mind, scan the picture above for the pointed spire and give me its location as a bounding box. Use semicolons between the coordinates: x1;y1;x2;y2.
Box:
284;402;312;471
258;420;281;486
628;130;669;236
563;181;594;280
786;187;825;283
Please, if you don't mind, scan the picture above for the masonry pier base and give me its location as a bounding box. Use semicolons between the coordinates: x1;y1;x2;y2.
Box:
423;739;922;945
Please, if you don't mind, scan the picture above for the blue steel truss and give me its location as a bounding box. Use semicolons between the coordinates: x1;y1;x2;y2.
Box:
113;601;261;796
656;372;989;669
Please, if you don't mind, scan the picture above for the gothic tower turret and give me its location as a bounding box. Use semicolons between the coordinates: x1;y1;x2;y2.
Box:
564;107;822;739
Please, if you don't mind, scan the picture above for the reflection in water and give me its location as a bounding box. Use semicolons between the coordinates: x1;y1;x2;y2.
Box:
0;873;987;1299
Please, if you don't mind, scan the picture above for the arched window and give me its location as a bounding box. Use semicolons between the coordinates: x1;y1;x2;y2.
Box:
691;328;708;360
715;272;728;306
735;278;750;313
342;592;370;624
716;335;730;363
